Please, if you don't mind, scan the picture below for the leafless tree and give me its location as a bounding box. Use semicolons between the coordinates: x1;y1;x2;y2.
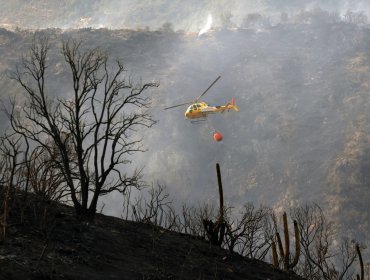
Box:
291;204;334;279
292;204;359;280
224;203;272;260
179;203;215;238
121;183;214;237
8;36;158;219
0;132;27;241
336;238;358;280
127;184;177;229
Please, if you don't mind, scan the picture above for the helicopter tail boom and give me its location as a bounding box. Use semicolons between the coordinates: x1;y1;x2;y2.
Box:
226;97;239;112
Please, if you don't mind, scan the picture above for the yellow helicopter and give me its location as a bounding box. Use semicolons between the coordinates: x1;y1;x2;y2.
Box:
164;76;239;120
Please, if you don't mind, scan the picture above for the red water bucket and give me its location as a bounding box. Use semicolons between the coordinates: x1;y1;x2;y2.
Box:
213;131;223;142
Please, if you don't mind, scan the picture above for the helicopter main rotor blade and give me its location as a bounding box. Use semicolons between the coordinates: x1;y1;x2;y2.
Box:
195;75;221;102
164;101;193;110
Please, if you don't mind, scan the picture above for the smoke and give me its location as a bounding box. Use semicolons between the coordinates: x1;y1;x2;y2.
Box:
1;0;370;31
1;0;370;255
198;14;213;36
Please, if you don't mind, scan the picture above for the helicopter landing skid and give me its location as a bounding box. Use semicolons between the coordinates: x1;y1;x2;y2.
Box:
190;119;207;124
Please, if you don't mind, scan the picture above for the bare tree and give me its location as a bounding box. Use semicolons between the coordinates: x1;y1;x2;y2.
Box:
224;203;272;260
0;132;27;241
336;238;358;280
178;203;215;238
127;184;177;229
292;204;358;280
291;204;334;279
121;183;215;237
8;36;158;219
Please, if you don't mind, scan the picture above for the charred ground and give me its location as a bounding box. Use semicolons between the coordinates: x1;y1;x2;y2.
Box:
0;196;303;280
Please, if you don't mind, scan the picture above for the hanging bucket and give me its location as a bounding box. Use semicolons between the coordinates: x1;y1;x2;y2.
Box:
213;131;223;142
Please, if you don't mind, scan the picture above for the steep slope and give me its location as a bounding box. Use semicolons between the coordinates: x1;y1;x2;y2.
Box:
0;200;304;280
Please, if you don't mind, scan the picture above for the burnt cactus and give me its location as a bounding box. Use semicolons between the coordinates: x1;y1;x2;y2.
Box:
356;244;364;280
272;212;300;271
203;163;226;247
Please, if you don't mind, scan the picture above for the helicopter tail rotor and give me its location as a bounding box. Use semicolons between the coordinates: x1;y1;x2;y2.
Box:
226;97;239;112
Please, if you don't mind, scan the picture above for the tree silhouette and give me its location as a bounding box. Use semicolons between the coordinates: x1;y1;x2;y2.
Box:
8;37;158;219
292;204;358;279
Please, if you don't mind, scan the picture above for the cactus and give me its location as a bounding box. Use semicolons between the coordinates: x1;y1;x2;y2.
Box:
273;212;300;271
356;244;364;280
271;239;278;268
202;163;226;247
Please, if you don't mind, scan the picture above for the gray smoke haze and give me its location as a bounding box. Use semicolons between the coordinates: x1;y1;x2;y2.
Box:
0;0;370;260
1;0;370;31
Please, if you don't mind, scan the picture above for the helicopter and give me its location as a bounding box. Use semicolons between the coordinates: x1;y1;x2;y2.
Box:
164;76;239;121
